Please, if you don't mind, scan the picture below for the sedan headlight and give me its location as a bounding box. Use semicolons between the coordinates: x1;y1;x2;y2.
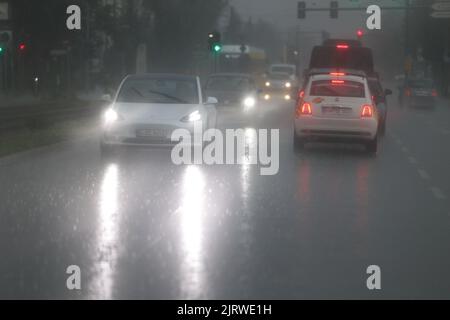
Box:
285;82;291;88
243;96;256;108
104;108;119;125
181;110;202;122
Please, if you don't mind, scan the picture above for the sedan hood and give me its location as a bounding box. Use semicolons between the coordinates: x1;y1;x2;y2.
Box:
114;102;201;122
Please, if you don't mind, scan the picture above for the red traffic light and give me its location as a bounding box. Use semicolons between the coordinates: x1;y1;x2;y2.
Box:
19;43;26;51
356;30;364;38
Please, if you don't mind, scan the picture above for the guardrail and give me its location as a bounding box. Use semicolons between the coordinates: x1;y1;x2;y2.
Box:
0;100;108;131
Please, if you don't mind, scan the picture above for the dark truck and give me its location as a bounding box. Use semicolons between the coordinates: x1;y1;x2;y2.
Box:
299;39;392;134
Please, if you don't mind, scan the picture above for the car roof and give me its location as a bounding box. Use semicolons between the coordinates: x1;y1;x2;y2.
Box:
125;73;198;81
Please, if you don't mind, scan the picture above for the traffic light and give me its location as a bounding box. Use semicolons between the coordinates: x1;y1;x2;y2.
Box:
330;1;338;18
0;45;4;55
213;43;222;53
208;31;222;53
19;43;26;51
297;1;306;19
356;29;364;39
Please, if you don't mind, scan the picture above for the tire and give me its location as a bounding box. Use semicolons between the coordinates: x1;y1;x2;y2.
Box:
366;137;378;155
293;132;306;151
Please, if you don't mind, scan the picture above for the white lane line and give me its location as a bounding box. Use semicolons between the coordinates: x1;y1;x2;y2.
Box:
417;169;431;180
408;156;418;165
431;187;447;200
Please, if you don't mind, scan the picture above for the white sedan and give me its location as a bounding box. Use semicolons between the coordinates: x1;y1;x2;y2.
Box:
294;70;379;154
101;74;217;154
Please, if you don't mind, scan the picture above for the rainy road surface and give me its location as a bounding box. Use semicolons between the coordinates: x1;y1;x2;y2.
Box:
1;94;450;299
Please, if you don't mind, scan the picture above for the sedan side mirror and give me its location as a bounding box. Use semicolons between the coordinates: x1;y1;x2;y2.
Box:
385;89;393;96
101;94;112;102
205;97;218;104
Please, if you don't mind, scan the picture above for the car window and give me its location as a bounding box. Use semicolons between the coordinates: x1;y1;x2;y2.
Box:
368;80;383;96
310;80;365;98
117;78;199;104
408;80;433;88
271;66;294;75
206;76;252;91
269;73;291;80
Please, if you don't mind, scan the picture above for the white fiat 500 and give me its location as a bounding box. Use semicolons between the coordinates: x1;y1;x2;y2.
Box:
101;73;217;154
294;70;379;154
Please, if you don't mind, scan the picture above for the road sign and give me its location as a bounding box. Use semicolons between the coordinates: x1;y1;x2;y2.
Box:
432;2;450;11
430;11;450;18
0;3;8;20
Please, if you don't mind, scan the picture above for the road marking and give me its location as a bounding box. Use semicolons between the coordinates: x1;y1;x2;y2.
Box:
407;156;418;165
431;187;447;200
417;169;431;180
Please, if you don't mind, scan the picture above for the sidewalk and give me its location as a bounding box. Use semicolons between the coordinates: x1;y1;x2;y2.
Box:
0;89;108;109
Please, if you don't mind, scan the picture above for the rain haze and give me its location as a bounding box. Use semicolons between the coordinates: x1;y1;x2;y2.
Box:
0;0;450;303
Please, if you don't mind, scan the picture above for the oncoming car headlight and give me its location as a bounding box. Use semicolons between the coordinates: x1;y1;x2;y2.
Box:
104;108;119;125
285;82;291;88
265;81;271;87
243;97;256;108
181;110;202;122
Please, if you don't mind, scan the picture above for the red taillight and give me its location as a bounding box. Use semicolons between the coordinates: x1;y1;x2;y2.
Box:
432;89;438;97
336;44;349;49
298;90;305;99
296;102;312;117
330;72;346;76
361;104;373;118
331;80;345;85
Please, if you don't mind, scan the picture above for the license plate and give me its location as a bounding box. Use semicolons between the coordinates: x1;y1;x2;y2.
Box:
322;106;352;115
136;128;167;138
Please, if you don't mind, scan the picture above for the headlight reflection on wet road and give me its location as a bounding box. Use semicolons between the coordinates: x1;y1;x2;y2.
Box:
179;165;206;299
90;163;121;299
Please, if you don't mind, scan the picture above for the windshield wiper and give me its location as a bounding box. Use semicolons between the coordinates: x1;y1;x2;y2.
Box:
146;90;189;103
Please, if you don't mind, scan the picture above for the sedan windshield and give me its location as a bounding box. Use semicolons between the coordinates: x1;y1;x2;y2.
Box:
117;78;199;104
206;76;253;92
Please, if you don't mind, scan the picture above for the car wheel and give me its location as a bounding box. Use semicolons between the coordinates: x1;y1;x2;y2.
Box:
366;137;378;155
293;132;306;151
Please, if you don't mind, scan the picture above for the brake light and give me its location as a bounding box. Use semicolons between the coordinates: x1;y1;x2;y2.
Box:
298;90;305;99
330;72;346;76
432;89;438;97
361;104;373;118
336;44;349;49
296;102;312;117
331;80;345;84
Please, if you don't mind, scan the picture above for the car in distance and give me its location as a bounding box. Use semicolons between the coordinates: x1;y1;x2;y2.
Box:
294;69;379;154
402;78;437;108
263;72;295;100
101;73;217;153
367;74;392;135
204;73;259;111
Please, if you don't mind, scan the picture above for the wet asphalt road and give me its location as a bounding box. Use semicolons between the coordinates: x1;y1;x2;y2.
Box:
1;94;450;299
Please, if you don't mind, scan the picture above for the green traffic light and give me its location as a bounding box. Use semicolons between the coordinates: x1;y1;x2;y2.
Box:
0;47;3;53
213;44;222;52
